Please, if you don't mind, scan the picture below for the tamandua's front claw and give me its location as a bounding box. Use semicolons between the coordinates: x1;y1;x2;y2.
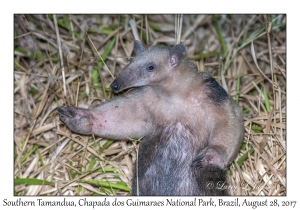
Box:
58;106;93;135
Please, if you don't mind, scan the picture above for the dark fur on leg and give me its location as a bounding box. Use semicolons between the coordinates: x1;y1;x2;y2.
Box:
192;164;228;196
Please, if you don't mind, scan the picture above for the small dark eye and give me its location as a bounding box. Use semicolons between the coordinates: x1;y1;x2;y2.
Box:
146;64;155;72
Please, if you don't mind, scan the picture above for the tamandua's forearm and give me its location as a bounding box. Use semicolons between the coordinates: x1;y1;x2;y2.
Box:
58;89;152;140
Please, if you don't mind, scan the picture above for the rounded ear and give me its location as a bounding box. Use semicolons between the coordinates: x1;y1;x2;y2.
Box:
134;40;145;55
169;44;187;67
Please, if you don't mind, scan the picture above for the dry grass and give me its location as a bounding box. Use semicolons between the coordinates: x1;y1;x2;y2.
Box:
14;14;286;196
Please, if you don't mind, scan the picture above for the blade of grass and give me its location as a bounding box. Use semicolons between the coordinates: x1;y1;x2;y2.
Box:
91;37;116;98
81;180;131;192
251;125;262;133
14;178;54;185
240;142;247;151
82;167;119;174
37;148;45;167
92;69;100;87
236;148;254;166
99;140;114;153
48;14;82;40
242;108;250;114
88;159;96;171
92;37;116;93
78;185;83;193
149;23;161;32
263;85;271;112
62;15;70;31
98;37;116;69
48;14;68;31
94;168;119;173
97;187;119;195
20;145;39;164
213;15;227;54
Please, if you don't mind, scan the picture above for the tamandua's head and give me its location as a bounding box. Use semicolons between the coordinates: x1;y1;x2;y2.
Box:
110;40;187;93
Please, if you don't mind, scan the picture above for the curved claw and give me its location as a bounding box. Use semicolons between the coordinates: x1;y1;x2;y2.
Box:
191;147;225;169
191;154;204;168
58;106;76;118
58;106;93;135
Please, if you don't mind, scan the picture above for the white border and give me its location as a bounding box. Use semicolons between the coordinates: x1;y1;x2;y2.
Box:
3;1;298;209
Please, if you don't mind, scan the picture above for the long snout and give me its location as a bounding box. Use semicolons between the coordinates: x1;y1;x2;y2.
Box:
110;66;142;93
110;79;121;93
